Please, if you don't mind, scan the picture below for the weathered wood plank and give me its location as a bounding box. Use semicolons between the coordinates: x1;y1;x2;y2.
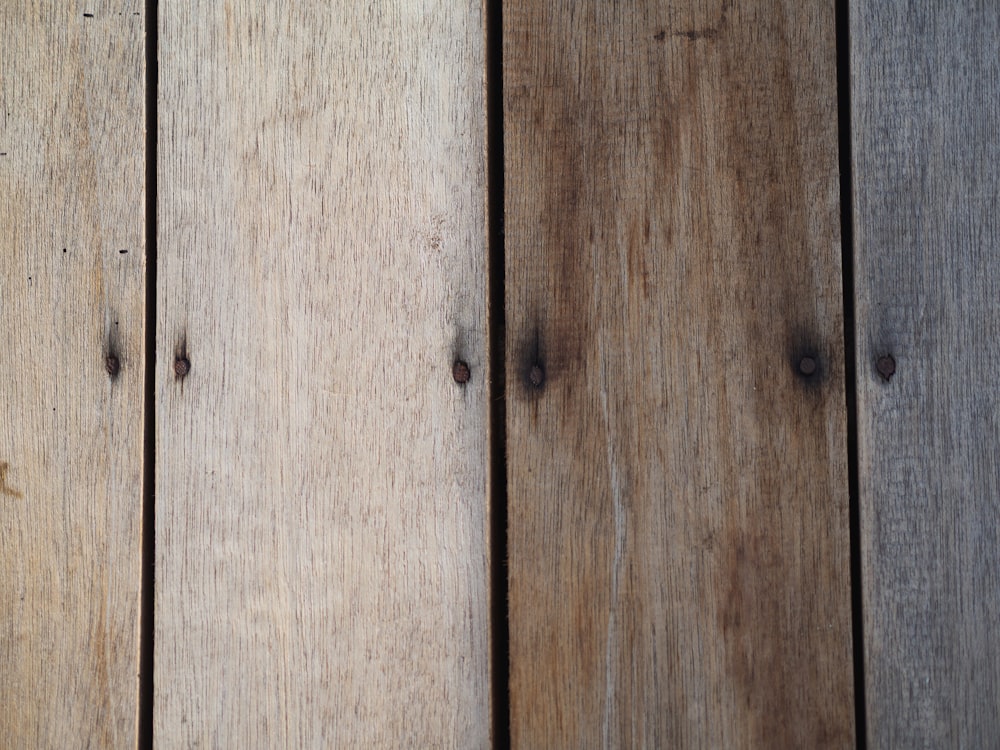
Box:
155;2;490;746
0;2;146;747
851;3;1000;746
504;1;854;746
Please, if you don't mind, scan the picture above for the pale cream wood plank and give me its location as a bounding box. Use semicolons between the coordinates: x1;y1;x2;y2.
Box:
504;1;855;746
851;2;1000;746
0;2;146;748
155;2;490;746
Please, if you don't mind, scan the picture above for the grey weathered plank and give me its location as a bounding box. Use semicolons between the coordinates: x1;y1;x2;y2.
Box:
504;0;855;746
851;2;1000;746
0;2;146;747
154;2;491;746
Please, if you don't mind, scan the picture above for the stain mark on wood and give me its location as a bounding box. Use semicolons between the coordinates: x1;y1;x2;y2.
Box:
674;0;731;41
105;353;121;379
0;462;23;498
788;338;828;389
517;328;546;393
675;27;720;41
528;364;545;389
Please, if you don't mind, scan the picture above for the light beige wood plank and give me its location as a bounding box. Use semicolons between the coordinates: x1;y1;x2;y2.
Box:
851;2;1000;746
155;2;490;746
0;2;146;747
504;1;854;746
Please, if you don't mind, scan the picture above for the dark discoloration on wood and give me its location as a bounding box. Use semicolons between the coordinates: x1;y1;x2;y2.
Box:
505;1;853;746
0;462;24;499
852;2;1000;746
515;327;546;395
788;338;829;390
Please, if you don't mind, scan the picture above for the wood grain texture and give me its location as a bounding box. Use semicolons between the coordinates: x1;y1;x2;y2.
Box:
155;2;490;746
851;3;1000;746
0;2;146;747
504;1;854;746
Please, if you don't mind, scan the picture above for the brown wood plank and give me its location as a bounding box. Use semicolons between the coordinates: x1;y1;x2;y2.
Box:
0;2;147;747
851;2;1000;746
154;2;491;746
504;1;854;746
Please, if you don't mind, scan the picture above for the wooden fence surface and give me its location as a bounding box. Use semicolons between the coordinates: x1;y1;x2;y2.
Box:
1;4;146;746
154;2;490;747
851;3;1000;746
504;1;853;746
1;1;997;747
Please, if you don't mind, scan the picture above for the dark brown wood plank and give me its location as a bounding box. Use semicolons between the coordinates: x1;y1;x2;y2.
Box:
504;1;854;746
851;2;1000;746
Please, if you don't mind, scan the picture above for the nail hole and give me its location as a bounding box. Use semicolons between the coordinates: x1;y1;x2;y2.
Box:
174;357;190;378
798;356;817;377
105;354;120;378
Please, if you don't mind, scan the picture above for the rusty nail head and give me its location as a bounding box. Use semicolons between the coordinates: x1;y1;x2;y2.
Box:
174;357;190;377
105;355;120;377
452;360;470;384
798;356;817;376
877;354;896;381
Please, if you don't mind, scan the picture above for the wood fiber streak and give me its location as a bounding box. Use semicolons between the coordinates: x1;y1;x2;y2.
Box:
851;2;1000;746
504;1;854;746
155;2;490;747
0;2;146;747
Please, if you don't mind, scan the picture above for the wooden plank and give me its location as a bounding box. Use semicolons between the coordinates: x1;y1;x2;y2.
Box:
0;3;146;747
504;1;854;746
851;3;1000;746
155;2;490;746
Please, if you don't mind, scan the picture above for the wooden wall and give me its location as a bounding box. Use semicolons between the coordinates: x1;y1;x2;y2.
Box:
1;1;997;747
